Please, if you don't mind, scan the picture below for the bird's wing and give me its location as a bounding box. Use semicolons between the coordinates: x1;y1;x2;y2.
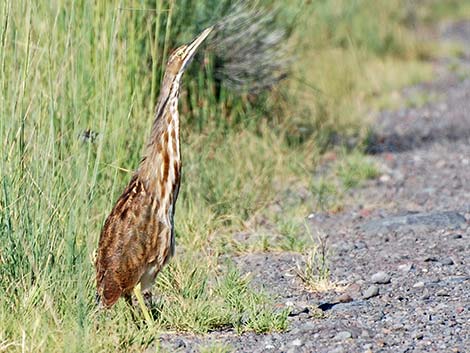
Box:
95;175;170;307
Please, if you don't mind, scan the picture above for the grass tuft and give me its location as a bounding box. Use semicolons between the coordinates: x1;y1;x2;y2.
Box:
296;233;332;293
336;152;380;189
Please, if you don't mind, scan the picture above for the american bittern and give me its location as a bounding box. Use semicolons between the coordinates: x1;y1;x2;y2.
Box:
95;27;213;321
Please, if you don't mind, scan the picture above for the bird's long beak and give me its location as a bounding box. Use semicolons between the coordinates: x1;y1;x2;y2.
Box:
182;26;214;69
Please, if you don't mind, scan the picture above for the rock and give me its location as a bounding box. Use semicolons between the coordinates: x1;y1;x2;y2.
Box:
443;276;469;284
290;339;302;347
173;339;186;349
361;211;467;234
413;281;425;288
354;241;368;249
336;293;353;303
288;306;309;317
436;289;449;297
398;263;413;272
334;331;352;341
379;174;391;183
371;271;391;284
451;233;463;239
440;257;454;265
363;285;380;299
424;256;438;262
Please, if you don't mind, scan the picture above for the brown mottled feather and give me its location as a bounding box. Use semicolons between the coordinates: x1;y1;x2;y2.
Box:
96;175;172;307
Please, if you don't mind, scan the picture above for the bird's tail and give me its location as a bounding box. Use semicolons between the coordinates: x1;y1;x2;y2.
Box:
96;277;122;308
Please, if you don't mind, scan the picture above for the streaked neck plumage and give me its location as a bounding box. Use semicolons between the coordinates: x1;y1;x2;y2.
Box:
138;76;183;220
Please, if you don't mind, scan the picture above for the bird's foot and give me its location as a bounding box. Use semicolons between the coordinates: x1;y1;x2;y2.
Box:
143;290;163;319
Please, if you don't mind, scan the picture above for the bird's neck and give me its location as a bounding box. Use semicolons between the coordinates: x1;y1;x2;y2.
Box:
138;88;181;206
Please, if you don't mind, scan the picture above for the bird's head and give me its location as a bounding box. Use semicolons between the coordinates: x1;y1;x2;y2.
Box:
163;26;213;84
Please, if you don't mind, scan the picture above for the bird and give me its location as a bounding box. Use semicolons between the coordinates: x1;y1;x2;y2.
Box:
95;26;213;322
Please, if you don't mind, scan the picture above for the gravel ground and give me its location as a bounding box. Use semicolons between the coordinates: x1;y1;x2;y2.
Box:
159;21;470;352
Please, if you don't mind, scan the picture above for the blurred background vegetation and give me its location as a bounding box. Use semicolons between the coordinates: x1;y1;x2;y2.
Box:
0;0;467;351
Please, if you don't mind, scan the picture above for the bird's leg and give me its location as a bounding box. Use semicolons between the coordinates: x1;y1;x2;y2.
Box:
143;290;154;309
143;289;164;319
133;283;153;324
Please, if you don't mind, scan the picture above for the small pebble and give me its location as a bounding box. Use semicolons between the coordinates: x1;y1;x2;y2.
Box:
336;293;353;303
398;263;413;272
354;241;367;249
291;339;302;347
173;339;186;349
440;257;454;265
265;344;275;350
334;331;352;341
436;289;449;297
288;306;309;317
424;256;438;262
363;285;380;299
413;281;425;288
379;174;391;183
371;271;391;284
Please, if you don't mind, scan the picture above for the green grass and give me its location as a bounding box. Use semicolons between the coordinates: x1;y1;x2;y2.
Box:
0;0;449;351
336;152;380;189
154;261;289;334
